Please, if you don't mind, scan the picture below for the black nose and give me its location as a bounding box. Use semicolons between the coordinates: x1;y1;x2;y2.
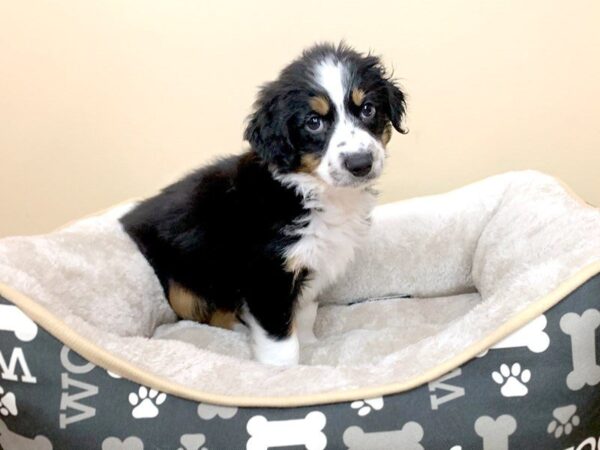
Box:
343;152;373;177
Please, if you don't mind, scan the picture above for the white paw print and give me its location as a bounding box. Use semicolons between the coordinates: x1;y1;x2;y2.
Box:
128;386;167;419
350;397;384;416
0;386;17;416
492;363;531;397
547;405;580;438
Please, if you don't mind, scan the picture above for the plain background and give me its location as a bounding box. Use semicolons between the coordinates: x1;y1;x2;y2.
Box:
1;0;599;237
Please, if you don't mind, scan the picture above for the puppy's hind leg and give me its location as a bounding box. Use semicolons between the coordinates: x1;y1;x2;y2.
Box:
243;303;299;366
247;317;299;366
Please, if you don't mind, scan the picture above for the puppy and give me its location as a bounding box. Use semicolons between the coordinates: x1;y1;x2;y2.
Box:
120;42;406;365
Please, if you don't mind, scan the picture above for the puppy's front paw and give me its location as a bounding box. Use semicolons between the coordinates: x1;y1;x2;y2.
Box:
253;334;299;366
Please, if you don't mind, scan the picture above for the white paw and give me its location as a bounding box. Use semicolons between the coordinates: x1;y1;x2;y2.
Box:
253;334;299;366
0;385;18;416
547;405;580;438
350;397;384;416
246;312;299;366
128;386;167;419
492;363;531;397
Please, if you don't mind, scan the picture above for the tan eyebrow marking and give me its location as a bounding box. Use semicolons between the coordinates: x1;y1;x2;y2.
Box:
351;88;365;106
309;95;330;115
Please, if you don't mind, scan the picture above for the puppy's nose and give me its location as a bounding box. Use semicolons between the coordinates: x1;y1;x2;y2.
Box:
343;152;373;177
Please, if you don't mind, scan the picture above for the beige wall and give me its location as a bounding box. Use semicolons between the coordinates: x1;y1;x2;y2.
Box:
1;0;599;237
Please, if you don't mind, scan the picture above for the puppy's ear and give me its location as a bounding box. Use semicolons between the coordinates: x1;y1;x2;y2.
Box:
244;87;296;171
385;79;407;134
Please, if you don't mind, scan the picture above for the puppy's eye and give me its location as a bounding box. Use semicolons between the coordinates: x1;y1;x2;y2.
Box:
305;115;324;133
360;102;376;120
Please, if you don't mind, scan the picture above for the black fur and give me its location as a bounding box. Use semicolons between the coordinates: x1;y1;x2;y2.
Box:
121;152;308;338
244;42;407;173
120;42;406;342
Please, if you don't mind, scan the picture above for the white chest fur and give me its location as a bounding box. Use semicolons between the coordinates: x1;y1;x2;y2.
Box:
282;177;376;298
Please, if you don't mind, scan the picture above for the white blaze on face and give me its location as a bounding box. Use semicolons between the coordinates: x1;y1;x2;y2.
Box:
313;59;386;187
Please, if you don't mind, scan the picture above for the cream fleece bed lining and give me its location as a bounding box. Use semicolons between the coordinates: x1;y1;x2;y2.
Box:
0;170;599;407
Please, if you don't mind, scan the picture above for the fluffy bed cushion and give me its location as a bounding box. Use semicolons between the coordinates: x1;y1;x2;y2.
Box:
0;171;598;397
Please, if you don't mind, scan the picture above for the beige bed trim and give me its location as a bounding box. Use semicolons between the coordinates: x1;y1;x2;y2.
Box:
2;261;599;407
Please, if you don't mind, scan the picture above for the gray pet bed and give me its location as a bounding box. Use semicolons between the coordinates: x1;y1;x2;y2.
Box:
0;170;599;449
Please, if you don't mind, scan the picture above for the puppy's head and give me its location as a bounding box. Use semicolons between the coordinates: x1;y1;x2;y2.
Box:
244;42;406;188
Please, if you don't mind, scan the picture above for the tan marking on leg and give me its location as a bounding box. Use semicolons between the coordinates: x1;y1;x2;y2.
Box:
309;96;330;116
168;280;210;322
298;153;322;173
351;88;365;106
209;309;238;330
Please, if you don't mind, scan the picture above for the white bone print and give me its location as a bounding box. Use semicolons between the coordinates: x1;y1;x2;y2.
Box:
343;422;424;450
0;305;38;342
474;415;517;450
478;315;550;357
0;419;52;450
560;309;600;390
246;411;326;450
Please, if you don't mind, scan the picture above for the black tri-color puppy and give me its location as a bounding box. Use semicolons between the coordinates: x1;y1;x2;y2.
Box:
120;42;406;365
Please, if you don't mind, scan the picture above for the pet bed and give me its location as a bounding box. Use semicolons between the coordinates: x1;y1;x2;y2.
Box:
0;170;599;449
